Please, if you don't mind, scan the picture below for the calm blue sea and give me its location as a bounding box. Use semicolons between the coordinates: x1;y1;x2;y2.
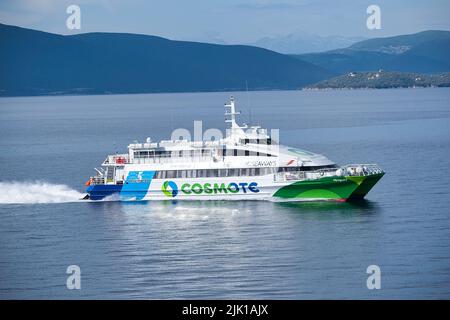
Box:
0;88;449;299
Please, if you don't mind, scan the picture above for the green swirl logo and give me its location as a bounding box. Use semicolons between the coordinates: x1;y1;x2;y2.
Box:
162;181;178;197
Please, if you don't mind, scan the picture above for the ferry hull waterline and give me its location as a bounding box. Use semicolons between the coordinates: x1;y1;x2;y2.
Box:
84;97;384;202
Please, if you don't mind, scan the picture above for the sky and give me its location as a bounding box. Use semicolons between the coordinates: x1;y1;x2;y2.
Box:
0;0;449;43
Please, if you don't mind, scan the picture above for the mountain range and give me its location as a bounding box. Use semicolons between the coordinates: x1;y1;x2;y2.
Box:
0;23;449;96
292;30;450;74
0;23;332;96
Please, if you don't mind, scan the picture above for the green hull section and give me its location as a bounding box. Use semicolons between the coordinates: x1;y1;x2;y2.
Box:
347;173;384;200
273;173;384;201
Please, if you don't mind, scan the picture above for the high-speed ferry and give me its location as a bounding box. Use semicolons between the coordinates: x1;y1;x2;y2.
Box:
84;97;384;201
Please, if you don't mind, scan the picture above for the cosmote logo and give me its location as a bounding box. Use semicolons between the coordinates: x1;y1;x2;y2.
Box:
162;181;259;197
162;181;179;197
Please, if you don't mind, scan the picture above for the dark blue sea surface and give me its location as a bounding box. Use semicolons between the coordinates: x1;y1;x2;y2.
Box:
0;88;449;299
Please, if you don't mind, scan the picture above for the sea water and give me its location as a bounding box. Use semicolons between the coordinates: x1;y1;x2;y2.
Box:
0;88;449;298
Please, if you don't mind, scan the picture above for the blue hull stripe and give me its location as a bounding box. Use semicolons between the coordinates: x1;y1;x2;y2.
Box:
86;184;123;200
86;171;155;201
120;171;155;200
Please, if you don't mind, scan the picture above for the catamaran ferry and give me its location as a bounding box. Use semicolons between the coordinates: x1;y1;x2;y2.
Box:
83;97;384;201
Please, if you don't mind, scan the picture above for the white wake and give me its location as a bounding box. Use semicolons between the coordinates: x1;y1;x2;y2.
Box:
0;181;85;204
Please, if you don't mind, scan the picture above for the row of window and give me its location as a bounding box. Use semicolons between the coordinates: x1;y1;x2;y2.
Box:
146;165;337;179
134;148;276;159
223;149;274;157
277;165;337;172
153;167;276;179
240;138;272;145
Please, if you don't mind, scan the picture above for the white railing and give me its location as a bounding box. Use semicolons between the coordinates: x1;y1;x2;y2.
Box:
103;154;129;165
340;164;384;176
274;164;383;182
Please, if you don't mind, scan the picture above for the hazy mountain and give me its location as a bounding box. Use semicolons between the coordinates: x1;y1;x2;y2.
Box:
250;34;365;54
292;30;450;74
349;30;450;53
0;23;333;96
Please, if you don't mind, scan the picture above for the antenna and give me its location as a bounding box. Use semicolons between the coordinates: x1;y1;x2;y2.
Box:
245;80;251;125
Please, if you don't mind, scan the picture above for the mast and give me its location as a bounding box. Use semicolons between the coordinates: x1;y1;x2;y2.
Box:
224;96;240;129
224;96;249;140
